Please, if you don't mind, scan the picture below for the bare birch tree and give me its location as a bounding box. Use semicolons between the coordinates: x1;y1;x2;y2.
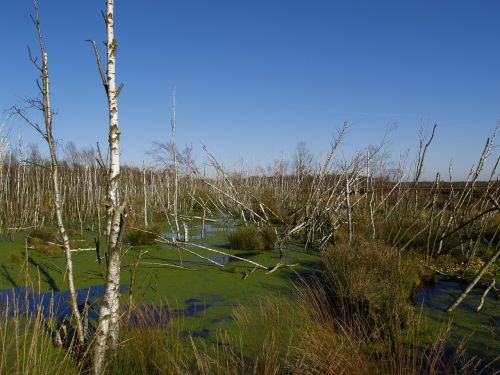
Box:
12;0;85;346
171;89;181;239
89;1;126;373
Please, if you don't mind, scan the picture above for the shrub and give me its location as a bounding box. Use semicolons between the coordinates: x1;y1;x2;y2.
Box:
252;188;285;224
29;228;64;256
193;187;217;211
152;211;167;222
68;239;92;250
44;244;63;256
29;226;57;243
126;224;162;246
8;252;21;264
227;226;263;250
260;225;277;250
321;241;419;336
30;238;63;256
30;237;44;249
227;225;278;250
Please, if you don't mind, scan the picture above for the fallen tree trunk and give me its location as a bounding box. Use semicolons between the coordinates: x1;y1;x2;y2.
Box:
447;247;500;313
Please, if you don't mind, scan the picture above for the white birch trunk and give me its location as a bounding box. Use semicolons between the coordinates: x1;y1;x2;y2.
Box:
183;221;189;242
171;90;181;239
31;0;85;346
143;163;148;227
94;1;124;373
345;177;353;244
43;53;86;346
201;209;206;239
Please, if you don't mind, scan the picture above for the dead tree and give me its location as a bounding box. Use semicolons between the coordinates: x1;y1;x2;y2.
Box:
447;247;500;313
171;90;181;239
88;1;126;373
12;0;85;346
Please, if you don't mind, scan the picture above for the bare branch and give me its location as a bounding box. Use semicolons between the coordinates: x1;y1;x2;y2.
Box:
9;105;47;140
116;82;124;98
86;39;108;91
26;46;42;71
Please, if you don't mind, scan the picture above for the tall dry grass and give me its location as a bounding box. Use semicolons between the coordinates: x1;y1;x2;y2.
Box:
210;242;482;375
0;294;79;375
0;241;487;375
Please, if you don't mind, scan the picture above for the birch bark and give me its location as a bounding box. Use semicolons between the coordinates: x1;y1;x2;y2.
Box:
30;0;85;346
171;90;181;239
93;1;125;373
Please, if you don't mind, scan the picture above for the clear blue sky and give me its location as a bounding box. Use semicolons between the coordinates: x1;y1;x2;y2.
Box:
1;1;499;180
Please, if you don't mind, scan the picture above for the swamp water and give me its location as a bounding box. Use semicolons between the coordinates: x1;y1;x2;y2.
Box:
0;284;127;319
414;275;499;368
1;226;497;370
163;222;237;241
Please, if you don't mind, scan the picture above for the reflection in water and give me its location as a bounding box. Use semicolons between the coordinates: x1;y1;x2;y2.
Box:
0;286;233;335
0;284;128;319
414;275;499;369
163;223;238;242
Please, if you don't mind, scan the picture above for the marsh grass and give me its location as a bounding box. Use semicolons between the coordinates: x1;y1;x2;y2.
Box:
0;294;79;374
227;225;277;250
321;241;418;335
126;224;162;246
227;226;263;250
0;239;487;375
222;256;480;375
27;226;64;256
29;227;58;243
108;305;192;374
8;252;21;264
99;241;483;375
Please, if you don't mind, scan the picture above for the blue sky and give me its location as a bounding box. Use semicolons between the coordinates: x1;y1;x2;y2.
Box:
1;1;499;179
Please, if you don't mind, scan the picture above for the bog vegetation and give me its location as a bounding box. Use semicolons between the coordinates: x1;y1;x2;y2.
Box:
0;1;498;374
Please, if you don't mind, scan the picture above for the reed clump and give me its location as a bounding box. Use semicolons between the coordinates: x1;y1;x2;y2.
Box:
107;305;191;374
0;297;79;374
227;226;262;250
29;227;58;243
126;225;162;246
30;238;63;256
227;225;277;250
216;244;477;375
8;252;21;264
321;241;418;334
0;242;481;375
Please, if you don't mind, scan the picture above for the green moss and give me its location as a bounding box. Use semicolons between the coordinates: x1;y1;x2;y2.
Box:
1;221;497;369
0;223;321;344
